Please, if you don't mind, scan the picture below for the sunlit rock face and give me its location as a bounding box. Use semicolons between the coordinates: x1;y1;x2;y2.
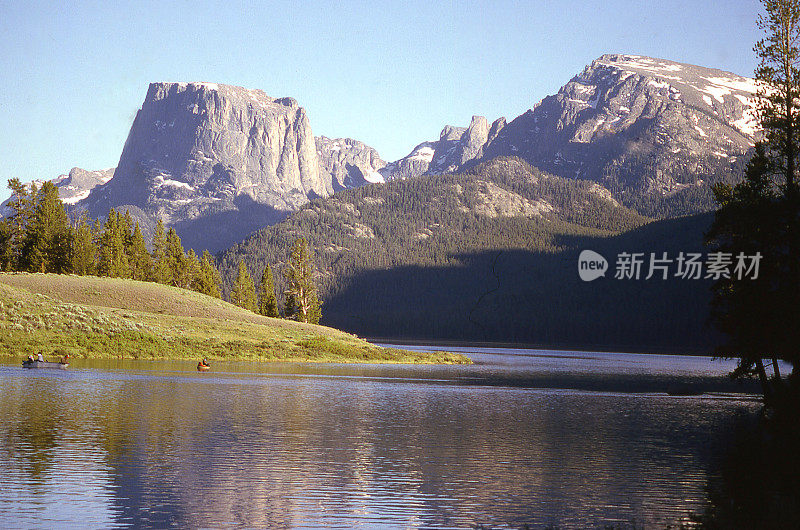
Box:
482;54;759;196
382;54;759;214
315;136;386;191
80;82;330;249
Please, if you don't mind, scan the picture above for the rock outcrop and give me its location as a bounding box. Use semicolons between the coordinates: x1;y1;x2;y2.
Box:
0;167;114;217
380;54;759;216
316;136;386;190
81;82;347;250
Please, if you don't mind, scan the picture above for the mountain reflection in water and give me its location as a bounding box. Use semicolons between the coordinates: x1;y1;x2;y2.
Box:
0;348;763;528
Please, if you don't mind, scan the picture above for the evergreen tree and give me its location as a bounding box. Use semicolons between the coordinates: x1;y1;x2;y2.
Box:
283;237;322;324
184;249;201;290
755;0;800;197
98;209;131;278
166;228;188;287
128;222;152;281
258;264;279;317
0;220;13;271
192;250;222;298
707;0;800;410
230;260;257;311
4;178;35;269
284;292;296;320
23;182;71;273
70;215;97;275
151;219;170;284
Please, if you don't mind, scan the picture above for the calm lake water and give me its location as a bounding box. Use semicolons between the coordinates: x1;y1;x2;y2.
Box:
0;346;765;529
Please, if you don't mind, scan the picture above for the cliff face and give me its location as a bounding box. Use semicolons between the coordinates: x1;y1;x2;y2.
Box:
77;83;347;250
482;54;758;198
315;136;386;190
86;82;330;224
380;54;759;216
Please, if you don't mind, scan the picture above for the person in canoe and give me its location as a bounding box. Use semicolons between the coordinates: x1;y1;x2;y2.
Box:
59;354;70;365
197;358;210;371
37;353;44;362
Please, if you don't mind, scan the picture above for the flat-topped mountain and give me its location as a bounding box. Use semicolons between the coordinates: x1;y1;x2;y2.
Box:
79;82;332;250
4;54;760;250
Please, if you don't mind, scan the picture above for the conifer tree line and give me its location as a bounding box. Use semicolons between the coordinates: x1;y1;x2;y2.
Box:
0;179;222;298
0;178;323;324
229;237;321;324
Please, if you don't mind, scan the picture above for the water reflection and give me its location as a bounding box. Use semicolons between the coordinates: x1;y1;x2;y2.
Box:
0;351;761;528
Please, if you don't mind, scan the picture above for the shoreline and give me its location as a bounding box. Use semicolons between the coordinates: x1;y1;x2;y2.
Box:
366;338;717;357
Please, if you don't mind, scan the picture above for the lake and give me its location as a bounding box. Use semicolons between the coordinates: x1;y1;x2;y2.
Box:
0;346;764;528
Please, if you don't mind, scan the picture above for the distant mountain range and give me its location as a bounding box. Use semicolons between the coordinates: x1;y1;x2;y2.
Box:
2;54;759;252
380;54;757;216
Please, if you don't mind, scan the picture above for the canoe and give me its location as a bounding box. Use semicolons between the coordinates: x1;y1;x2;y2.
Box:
22;360;69;370
197;364;210;372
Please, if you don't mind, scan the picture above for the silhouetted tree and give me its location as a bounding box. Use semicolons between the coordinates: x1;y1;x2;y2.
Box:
707;0;800;411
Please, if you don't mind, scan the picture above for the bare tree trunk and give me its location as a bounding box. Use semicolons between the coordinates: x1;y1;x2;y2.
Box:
773;356;783;380
756;358;774;406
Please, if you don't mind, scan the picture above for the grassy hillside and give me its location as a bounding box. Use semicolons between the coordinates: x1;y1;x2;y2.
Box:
0;273;470;364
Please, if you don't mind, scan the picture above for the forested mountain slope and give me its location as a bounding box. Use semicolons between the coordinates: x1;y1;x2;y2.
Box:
214;157;722;352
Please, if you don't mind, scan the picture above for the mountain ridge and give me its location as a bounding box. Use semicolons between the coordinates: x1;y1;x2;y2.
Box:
2;53;759;250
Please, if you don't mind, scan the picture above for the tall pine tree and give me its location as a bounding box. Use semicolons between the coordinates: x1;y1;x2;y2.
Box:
283;237;321;324
259;264;279;317
98;209;130;277
23;182;71;273
708;0;800;409
192;250;222;298
70;215;97;275
4;178;35;270
230;260;257;312
128;222;152;281
150;219;171;284
166;228;188;287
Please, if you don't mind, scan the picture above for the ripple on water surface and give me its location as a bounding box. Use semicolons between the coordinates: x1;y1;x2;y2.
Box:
0;351;761;528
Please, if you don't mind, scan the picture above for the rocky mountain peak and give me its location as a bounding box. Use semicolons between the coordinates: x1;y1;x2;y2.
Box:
382;54;760;217
316;136;386;191
81;81;334;251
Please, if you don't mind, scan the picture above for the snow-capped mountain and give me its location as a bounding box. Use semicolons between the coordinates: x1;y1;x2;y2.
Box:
0;167;114;217
381;54;759;214
4;54;762;251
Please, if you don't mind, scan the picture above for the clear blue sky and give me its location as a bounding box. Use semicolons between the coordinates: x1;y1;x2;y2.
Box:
0;0;763;199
